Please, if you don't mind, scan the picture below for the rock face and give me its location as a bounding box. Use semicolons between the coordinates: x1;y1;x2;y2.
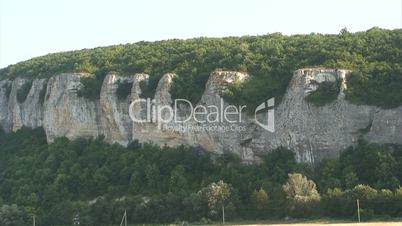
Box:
0;79;12;132
99;73;133;145
0;69;401;163
43;73;99;142
130;73;197;147
8;78;47;131
249;69;375;162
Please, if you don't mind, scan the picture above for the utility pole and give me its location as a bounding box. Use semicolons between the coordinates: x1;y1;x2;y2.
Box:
32;215;36;226
356;199;361;223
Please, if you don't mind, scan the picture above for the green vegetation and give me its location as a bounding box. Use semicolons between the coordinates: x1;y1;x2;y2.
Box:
116;80;133;100
2;82;12;99
0;28;401;107
38;80;48;103
346;64;402;108
139;76;160;99
76;73;105;100
305;80;341;106
0;128;402;225
16;81;32;103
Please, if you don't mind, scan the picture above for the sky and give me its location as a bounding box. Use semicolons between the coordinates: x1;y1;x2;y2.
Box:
0;0;401;68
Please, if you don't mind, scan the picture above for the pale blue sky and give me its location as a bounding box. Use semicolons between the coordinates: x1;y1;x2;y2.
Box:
0;0;401;68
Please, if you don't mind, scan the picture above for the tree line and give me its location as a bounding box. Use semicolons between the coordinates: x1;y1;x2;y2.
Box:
1;28;401;108
0;127;402;225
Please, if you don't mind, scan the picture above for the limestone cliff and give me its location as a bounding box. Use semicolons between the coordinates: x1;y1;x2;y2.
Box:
43;73;99;142
0;69;401;163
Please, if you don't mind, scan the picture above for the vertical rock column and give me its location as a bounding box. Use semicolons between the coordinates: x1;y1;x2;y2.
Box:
99;73;134;146
7;78;47;131
0;79;12;132
43;73;100;142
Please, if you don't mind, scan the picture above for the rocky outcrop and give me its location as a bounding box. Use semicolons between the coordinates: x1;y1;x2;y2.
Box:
43;73;99;142
99;73;133;145
249;69;375;162
130;73;197;147
0;79;11;132
196;71;251;159
0;69;401;163
8;78;47;131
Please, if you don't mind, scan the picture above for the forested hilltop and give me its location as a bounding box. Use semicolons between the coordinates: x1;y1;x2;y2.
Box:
1;27;401;108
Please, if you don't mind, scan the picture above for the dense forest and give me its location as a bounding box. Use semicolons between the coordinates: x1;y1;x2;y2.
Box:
0;127;402;225
0;28;402;108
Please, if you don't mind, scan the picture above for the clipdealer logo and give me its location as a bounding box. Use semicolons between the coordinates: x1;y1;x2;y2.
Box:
254;97;275;132
129;98;275;132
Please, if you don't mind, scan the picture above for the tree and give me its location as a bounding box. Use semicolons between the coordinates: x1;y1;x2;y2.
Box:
317;159;341;191
263;147;296;183
169;165;188;192
250;188;269;218
205;180;231;224
3;29;402;108
352;184;377;201
0;204;27;226
344;170;359;189
322;188;346;217
250;188;269;210
283;173;321;203
282;173;321;217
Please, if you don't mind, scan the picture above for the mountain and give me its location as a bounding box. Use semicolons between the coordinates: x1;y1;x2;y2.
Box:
0;28;402;163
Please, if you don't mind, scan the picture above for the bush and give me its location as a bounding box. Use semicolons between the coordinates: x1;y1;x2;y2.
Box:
16;81;32;103
2;83;11;98
305;80;341;106
139;75;160;98
116;80;133;100
74;61;97;74
39;80;48;103
77;73;105;100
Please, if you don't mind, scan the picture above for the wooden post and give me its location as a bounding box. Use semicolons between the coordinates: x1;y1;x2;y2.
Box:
125;209;127;226
222;204;225;224
357;199;361;222
119;210;127;226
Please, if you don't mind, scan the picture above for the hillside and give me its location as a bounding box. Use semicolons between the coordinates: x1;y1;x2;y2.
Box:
1;127;402;225
1;27;402;108
1;28;402;163
1;27;402;226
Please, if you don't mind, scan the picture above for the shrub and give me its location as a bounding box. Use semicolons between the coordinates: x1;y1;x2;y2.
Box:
16;81;32;103
2;83;11;98
77;74;105;100
39;80;47;103
305;79;341;106
116;80;133;100
283;173;321;217
74;61;97;74
139;76;160;98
